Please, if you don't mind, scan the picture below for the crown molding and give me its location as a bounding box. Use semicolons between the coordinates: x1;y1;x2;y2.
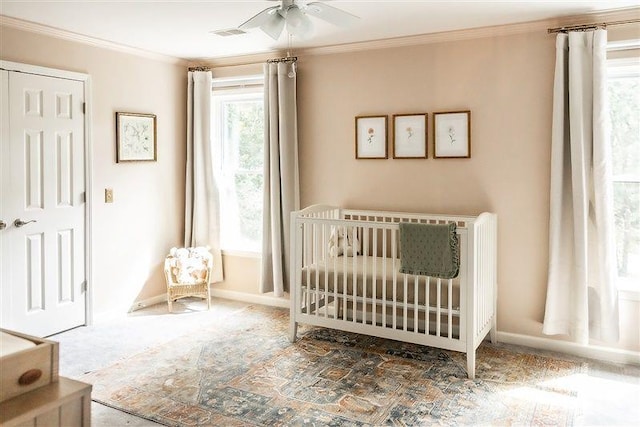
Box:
301;7;640;57
3;7;638;69
0;15;188;66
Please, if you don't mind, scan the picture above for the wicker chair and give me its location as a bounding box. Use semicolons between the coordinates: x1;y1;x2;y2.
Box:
164;247;213;312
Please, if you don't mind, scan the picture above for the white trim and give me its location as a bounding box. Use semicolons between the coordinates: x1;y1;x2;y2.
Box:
212;74;263;89
0;60;89;81
221;249;261;259
83;76;94;327
0;15;187;66
128;289;289;313
619;288;640;302
128;294;168;313
608;39;640;51
0;60;94;329
497;331;640;366
210;288;289;308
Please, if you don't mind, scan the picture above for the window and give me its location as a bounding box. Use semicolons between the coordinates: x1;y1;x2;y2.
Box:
212;76;264;253
608;58;640;290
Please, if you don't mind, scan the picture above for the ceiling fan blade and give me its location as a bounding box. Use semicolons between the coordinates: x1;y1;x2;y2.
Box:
238;6;280;30
304;2;359;27
260;13;286;40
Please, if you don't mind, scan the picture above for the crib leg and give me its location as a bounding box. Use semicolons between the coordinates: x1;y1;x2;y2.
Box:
490;313;498;344
467;350;476;379
289;319;298;343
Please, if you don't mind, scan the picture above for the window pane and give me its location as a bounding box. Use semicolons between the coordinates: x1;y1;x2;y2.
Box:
613;182;640;284
608;68;640;287
213;90;264;252
609;77;639;178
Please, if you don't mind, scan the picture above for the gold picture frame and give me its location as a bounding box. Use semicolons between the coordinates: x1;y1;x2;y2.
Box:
433;111;471;159
116;112;157;162
355;115;388;159
393;113;428;159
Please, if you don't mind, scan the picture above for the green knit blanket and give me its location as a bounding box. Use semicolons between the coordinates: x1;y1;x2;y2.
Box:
399;222;460;279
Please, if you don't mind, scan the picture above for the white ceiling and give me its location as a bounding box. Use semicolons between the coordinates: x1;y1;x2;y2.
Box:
1;0;638;61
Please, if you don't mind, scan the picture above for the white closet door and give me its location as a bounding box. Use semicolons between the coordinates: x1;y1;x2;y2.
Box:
1;70;86;337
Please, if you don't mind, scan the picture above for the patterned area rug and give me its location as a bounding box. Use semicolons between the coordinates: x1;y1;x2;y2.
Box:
81;305;584;426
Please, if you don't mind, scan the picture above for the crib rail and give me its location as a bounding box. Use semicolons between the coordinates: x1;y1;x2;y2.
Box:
289;205;497;378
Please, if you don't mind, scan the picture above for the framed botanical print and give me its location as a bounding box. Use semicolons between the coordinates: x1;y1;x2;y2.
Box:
433;111;471;159
116;112;157;162
355;115;388;159
393;113;427;159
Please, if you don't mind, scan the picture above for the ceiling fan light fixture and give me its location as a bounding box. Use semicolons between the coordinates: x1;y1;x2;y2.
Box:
285;5;313;39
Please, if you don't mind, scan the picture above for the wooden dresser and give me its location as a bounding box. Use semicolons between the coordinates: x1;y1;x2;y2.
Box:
0;376;91;426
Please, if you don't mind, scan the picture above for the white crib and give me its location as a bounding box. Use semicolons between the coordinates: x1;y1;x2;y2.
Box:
289;205;498;379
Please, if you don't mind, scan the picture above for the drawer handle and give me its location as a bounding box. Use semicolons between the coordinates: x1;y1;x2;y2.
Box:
18;369;42;386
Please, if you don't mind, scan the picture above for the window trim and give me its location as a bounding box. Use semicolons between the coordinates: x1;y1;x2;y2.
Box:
607;54;640;299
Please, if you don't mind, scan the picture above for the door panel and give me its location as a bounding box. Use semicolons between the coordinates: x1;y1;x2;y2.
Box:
1;70;86;337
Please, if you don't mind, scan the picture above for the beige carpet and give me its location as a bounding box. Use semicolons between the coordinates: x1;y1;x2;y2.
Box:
81;305;587;426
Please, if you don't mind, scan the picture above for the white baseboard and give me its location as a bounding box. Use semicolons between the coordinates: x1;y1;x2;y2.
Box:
128;294;169;313
497;331;640;365
210;288;290;309
126;289;290;314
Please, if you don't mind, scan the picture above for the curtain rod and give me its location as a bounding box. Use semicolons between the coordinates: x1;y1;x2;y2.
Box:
188;66;211;72
547;18;640;34
267;56;298;64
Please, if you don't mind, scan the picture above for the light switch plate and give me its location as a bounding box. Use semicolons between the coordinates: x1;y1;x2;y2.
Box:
105;188;114;203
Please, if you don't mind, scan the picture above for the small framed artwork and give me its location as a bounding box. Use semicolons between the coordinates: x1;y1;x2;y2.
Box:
116;112;157;162
433;111;471;159
355;115;388;159
393;113;427;159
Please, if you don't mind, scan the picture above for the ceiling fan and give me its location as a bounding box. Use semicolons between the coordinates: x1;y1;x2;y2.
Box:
239;0;359;40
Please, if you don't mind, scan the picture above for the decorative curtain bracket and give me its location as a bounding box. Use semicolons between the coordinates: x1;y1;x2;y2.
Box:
267;56;298;64
548;18;640;34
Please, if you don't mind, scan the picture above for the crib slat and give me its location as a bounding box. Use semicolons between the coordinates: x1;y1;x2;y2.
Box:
436;278;441;337
352;225;357;323
363;227;368;325
305;223;311;315
392;228;397;331
403;274;408;332
323;223;329;318
342;225;347;321
314;223;320;317
414;276;418;333
382;229;387;328
425;276;430;336
372;228;378;326
448;278;453;338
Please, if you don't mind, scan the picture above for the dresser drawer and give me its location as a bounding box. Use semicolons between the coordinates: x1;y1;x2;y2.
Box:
0;329;59;403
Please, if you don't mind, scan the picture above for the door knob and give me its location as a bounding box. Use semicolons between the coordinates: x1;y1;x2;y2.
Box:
0;220;6;230
14;219;37;228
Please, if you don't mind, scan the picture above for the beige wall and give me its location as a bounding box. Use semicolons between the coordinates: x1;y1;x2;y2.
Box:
1;25;187;316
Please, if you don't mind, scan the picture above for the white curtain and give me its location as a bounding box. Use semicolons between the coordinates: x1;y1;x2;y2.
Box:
184;70;223;282
261;61;300;296
543;29;619;344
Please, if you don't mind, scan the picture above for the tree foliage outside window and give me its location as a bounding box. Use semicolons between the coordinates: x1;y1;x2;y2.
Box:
608;64;640;288
213;90;264;252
